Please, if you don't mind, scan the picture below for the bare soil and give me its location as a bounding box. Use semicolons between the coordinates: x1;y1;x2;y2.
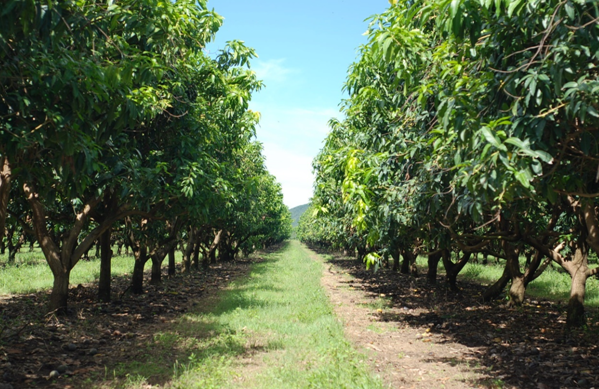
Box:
0;258;255;389
310;247;599;389
2;244;599;389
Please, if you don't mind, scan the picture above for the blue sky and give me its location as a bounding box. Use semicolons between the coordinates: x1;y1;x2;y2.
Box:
207;0;389;208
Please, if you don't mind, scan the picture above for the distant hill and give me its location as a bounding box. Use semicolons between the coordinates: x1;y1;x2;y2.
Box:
289;203;310;227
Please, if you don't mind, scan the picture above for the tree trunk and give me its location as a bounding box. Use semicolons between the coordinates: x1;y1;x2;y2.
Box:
483;263;510;302
391;247;400;272
566;244;590;328
168;247;176;276
0;157;11;241
505;242;525;306
49;268;71;314
509;276;526;305
356;246;366;263
191;239;201;270
201;247;210;270
98;228;112;302
427;251;442;284
442;250;470;292
567;269;587;328
202;229;222;270
400;249;417;275
219;236;235;262
182;230;195;273
150;256;162;285
149;238;178;284
7;246;17;264
7;230;17;264
131;246;148;294
210;246;217;264
6;226;25;264
525;235;595;328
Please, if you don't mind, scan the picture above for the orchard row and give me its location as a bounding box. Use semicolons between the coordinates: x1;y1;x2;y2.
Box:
0;0;292;312
299;0;599;327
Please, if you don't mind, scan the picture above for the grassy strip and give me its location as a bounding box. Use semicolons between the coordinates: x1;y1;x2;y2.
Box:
414;255;599;307
0;249;173;295
105;240;383;389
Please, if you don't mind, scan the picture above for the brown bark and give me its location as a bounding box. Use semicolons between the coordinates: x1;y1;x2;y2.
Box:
150;255;162;285
24;183;98;313
98;227;112;302
23;182;133;313
150;238;178;285
131;246;148;294
400;250;411;274
400;249;418;276
524;200;599;327
49;268;71;314
191;238;201;271
509;276;526;305
168;247;176;276
391;247;400;272
356;246;366;263
6;226;25;264
483;263;511;302
567;264;587;328
182;228;196;273
442;250;471;292
427;251;442;284
505;242;524;306
565;243;590;327
218;233;235;262
201;230;222;270
0;157;11;240
209;245;217;264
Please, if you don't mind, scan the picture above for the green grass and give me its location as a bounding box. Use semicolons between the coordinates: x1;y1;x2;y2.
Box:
104;240;383;389
0;247;178;295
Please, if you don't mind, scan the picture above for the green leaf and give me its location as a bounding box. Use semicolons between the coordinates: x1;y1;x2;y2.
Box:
507;0;524;17
564;1;575;20
504;137;529;151
534;150;553;163
514;170;531;188
562;81;578;89
481;127;507;151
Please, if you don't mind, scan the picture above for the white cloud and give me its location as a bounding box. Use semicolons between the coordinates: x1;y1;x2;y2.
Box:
261;142;315;209
251;104;343;208
252;59;296;84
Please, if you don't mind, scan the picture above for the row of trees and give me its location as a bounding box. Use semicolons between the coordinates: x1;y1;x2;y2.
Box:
1;0;292;313
299;0;598;327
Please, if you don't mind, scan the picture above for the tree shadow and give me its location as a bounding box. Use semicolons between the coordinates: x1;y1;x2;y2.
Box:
0;252;277;388
313;246;599;389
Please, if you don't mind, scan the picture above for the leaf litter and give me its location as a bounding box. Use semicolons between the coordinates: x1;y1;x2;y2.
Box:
315;249;599;389
0;259;254;389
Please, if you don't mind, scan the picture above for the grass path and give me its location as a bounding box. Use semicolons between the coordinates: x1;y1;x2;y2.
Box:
110;240;384;388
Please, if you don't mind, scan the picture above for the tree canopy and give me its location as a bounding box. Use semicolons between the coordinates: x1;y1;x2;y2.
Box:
1;0;291;313
300;0;599;327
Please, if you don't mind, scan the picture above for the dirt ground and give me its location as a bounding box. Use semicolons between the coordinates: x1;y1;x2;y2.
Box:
310;247;599;389
0;258;255;389
2;244;599;389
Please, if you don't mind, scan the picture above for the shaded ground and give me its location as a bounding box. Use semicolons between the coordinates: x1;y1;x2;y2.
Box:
3;243;599;389
0;258;257;389
312;247;599;389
